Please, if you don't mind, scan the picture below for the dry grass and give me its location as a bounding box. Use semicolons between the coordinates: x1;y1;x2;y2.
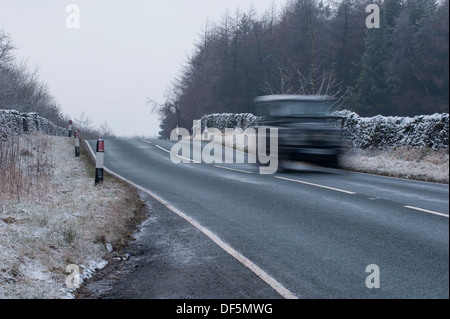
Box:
0;133;53;203
0;134;146;299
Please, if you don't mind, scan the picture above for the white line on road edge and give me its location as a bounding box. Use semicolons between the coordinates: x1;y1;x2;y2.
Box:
404;206;449;218
140;139;152;144
109;171;297;299
84;141;298;299
213;165;253;174
275;176;357;195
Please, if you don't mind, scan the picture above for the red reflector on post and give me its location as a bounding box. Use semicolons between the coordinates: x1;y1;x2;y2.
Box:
97;139;104;152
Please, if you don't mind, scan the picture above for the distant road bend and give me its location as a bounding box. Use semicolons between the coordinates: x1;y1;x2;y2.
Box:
86;138;449;299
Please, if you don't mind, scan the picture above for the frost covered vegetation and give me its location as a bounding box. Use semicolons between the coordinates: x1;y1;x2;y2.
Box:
0;109;68;139
340;147;449;184
200;113;259;132
0;134;54;203
335;110;449;183
0;134;145;298
335;110;449;150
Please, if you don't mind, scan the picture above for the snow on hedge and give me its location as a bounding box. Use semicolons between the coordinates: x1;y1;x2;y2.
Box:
0;109;67;138
335;110;449;150
200;113;259;132
199;111;449;150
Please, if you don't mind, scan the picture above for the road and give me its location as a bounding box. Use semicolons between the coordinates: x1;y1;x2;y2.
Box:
85;138;449;299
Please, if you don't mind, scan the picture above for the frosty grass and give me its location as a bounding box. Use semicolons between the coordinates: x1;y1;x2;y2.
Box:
0;134;142;299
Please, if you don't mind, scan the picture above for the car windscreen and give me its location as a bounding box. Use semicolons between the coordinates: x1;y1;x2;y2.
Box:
254;100;332;117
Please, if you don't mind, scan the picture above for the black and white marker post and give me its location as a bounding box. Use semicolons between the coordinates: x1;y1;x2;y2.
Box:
74;130;80;157
68;120;73;137
95;139;104;185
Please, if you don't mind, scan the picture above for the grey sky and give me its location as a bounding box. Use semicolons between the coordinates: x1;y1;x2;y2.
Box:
0;0;285;137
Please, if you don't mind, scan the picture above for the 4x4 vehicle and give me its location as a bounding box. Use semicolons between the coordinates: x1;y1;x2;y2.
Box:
254;95;344;169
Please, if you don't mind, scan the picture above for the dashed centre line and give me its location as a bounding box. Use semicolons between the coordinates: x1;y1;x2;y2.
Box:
275;176;357;195
148;141;448;220
154;144;170;153
404;206;448;218
214;165;253;174
155;143;201;163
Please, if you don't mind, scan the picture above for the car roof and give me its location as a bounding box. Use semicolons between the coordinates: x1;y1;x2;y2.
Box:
254;95;334;103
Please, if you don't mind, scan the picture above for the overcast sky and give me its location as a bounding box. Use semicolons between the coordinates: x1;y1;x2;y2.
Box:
0;0;286;137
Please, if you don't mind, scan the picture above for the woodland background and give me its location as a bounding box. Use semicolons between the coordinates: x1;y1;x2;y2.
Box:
154;0;449;138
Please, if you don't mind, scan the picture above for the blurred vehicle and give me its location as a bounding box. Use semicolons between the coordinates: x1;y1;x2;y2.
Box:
254;95;344;169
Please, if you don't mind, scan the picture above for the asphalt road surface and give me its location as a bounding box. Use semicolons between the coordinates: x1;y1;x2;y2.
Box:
84;138;449;299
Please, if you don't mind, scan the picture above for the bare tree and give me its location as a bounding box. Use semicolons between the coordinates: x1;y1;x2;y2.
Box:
74;112;94;131
99;121;115;138
263;58;344;108
0;30;15;67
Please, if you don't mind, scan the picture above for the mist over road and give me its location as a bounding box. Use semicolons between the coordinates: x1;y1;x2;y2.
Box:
87;138;449;299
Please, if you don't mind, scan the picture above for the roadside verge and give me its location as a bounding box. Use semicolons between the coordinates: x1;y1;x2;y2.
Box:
0;134;146;298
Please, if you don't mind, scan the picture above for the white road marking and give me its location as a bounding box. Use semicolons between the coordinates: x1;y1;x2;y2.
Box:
140;139;152;144
107;170;297;299
155;143;201;163
275;176;357;195
155;144;170;153
214;165;253;174
404;206;448;218
84;140;298;299
177;154;201;164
